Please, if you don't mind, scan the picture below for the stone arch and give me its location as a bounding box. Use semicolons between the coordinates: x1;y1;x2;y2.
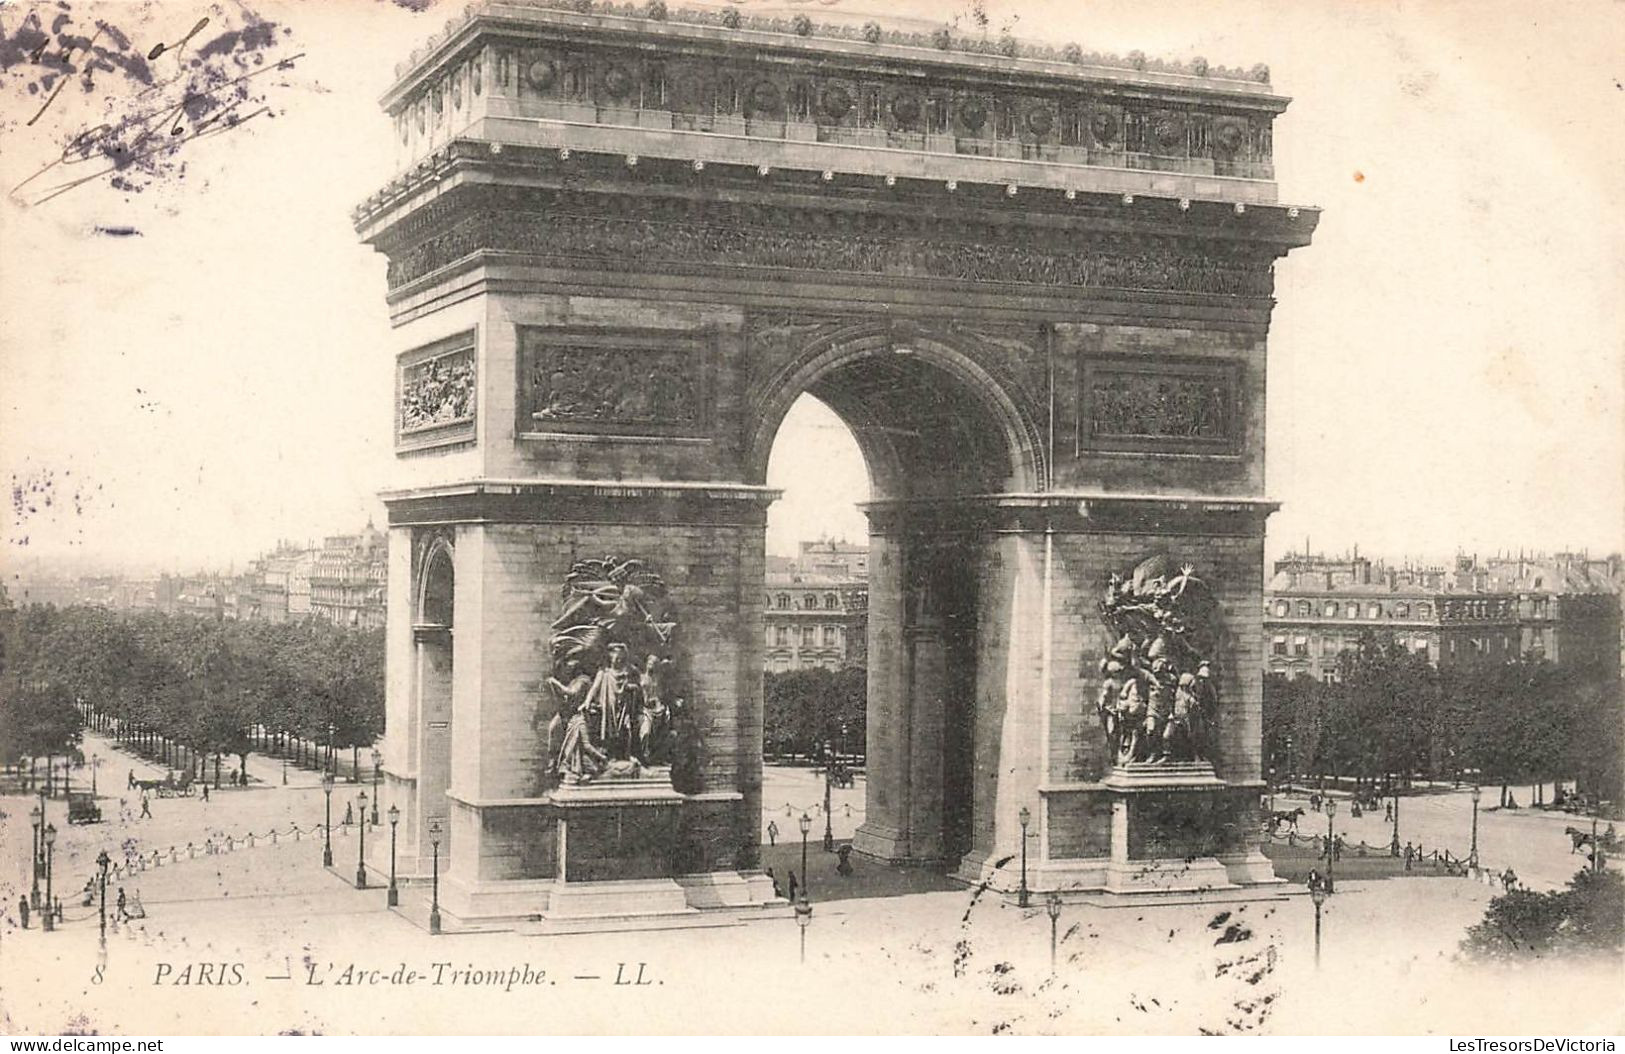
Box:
416;537;455;630
745;322;1048;498
411;533;455;865
749;323;1046;869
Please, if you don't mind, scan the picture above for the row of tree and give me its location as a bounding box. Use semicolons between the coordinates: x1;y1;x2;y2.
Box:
764;666;866;764
1264;636;1622;804
0;603;384;790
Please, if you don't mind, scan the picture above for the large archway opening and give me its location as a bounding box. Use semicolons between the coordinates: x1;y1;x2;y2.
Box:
754;334;1042;883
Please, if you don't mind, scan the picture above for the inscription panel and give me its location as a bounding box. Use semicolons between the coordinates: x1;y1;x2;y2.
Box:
396;330;477;452
1078;355;1242;457
516;326;713;439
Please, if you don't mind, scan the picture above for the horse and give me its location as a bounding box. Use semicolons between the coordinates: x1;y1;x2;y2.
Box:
1267;808;1305;834
1565;827;1595;853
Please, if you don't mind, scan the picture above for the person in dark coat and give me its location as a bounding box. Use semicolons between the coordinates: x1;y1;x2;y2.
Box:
18;897;30;929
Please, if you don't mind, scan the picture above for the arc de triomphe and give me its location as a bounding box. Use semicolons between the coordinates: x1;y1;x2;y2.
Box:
354;1;1316;928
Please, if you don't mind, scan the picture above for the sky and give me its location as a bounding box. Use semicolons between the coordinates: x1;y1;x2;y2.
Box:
1;0;1621;574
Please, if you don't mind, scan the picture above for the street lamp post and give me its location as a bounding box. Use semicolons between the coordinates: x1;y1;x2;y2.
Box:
1325;799;1337;893
97;849;111;942
370;749;382;825
321;771;335;868
1308;872;1328;969
1390;794;1401;857
1046;894;1063;978
794;894;812;964
428;820;443;935
798;812;812;897
35;788;47;871
42;823;57;932
355;792;369;889
29;804;42;910
822;748;835;853
1592;812;1601;875
91;756;100;796
387;805;400;907
1018;806;1032;908
282;754;288;786
1469;785;1482;870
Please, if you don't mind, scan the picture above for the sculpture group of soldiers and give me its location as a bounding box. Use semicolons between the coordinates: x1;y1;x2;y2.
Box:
1096;634;1218;766
549;643;677;784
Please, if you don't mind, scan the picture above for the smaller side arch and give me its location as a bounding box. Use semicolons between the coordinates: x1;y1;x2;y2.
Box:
417;537;455;631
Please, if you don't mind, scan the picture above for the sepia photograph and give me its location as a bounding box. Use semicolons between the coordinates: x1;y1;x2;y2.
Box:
0;0;1621;1039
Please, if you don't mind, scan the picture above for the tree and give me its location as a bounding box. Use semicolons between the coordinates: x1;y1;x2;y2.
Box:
764;666;866;763
1462;868;1624;961
1263;672;1323;784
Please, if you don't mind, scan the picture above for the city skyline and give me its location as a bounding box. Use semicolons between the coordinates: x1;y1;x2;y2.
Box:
3;0;1622;571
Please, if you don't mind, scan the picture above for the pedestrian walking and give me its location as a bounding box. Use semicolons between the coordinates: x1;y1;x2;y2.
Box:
1500;868;1517;894
18;897;30;929
836;845;854;877
766;819;779;847
1385;802;1393;823
787;870;799;902
343;801;354;826
128;769;136;791
201;783;210;803
116;888;128;923
140;791;152;819
1403;841;1414;871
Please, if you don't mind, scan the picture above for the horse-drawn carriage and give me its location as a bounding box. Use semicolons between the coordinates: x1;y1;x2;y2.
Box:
133;771;196;798
828;764;855;789
1566;823;1619;855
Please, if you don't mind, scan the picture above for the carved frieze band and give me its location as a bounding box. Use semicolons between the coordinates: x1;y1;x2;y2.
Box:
516;325;712;438
1078;355;1242;457
396;330;477;452
384;191;1276;298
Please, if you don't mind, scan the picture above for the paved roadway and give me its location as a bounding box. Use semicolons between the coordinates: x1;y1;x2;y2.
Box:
1274;785;1614;891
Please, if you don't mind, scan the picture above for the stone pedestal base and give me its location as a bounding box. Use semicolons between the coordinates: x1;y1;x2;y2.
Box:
954;767;1280;902
1100;762;1273;896
852;820;940;866
428;777;786;933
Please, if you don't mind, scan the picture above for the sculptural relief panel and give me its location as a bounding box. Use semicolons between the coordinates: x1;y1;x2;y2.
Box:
516;325;712;438
385;190;1276;297
1078;355;1242;457
396;330;477;452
